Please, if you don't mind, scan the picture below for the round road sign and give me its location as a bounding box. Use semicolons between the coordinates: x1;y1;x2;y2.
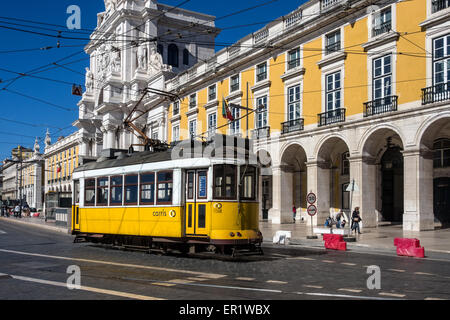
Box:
307;205;317;217
307;193;317;205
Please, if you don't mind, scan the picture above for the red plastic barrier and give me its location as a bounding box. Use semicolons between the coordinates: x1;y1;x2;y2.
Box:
323;234;346;251
394;238;421;249
394;238;425;258
323;234;344;242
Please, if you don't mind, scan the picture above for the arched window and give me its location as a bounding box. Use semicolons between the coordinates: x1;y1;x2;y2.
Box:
183;48;189;66
168;44;179;68
433;138;450;168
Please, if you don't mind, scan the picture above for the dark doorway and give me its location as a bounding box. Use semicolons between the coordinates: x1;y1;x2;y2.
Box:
434;177;450;225
381;146;404;223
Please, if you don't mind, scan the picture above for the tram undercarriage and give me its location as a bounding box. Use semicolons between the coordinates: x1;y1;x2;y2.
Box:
74;233;264;258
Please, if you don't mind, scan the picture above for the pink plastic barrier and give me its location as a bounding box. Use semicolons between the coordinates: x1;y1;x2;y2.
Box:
394;238;425;258
323;234;347;251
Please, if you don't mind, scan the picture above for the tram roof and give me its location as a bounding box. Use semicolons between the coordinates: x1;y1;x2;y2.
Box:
74;149;174;173
74;135;255;174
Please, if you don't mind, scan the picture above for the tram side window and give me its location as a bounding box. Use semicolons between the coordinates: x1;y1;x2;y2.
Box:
110;176;123;205
74;180;80;205
125;175;138;205
187;172;195;200
240;166;256;201
214;165;237;200
85;179;95;206
96;177;109;206
140;173;155;205
157;171;173;204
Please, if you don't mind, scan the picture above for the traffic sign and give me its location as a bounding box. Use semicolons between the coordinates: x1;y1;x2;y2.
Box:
307;192;317;205
307;204;317;217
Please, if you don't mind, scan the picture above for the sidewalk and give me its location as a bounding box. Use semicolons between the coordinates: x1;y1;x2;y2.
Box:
0;215;70;235
260;221;450;258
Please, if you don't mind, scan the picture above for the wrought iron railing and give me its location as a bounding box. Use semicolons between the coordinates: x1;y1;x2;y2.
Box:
282;119;305;134
252;126;271;140
372;20;392;37
422;83;450;105
256;71;267;82
432;0;450;13
318;108;346;127
363;95;398;117
325;42;341;55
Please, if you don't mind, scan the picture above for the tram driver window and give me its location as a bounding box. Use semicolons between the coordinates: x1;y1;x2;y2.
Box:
85;179;95;206
214;165;237;200
240;166;256;200
125;175;138;205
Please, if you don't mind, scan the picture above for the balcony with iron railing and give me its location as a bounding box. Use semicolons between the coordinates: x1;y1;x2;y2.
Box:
252;126;271;140
422;83;450;105
321;0;347;12
325;42;341;55
363;95;398;117
282;118;305;134
432;0;450;13
256;71;267;82
318;108;346;127
372;20;392;37
230;82;240;92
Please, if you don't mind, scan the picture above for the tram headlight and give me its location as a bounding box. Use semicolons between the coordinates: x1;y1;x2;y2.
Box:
230;232;235;237
236;232;242;237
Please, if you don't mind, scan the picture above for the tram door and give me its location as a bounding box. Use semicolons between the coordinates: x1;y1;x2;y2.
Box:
72;180;80;232
185;170;209;237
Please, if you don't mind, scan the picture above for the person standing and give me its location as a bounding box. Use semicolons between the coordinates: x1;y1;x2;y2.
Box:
292;205;297;223
351;207;362;234
14;204;21;219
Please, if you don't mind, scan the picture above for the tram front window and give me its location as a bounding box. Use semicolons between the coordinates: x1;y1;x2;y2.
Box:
240;166;256;201
214;165;237;200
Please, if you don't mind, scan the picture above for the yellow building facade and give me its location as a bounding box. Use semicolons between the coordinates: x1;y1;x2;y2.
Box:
44;131;80;200
165;0;450;231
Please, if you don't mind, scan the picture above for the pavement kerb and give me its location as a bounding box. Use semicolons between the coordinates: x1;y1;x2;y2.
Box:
0;217;70;235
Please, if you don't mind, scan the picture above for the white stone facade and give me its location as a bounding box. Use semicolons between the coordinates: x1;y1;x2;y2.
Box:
75;0;219;155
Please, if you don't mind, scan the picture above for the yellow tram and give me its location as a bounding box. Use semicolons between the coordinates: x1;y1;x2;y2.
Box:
71;136;263;255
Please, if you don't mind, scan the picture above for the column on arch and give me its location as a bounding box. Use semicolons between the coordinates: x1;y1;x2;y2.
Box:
306;161;331;226
349;156;377;228
403;149;434;231
268;165;294;224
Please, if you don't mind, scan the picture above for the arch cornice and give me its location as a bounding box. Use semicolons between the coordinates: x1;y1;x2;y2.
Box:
414;111;450;149
357;123;405;156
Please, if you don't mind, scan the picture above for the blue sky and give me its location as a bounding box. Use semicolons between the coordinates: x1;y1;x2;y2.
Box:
0;0;306;160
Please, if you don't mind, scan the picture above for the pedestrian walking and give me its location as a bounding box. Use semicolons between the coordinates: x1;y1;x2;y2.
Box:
336;210;344;228
351;207;362;234
14;204;21;219
292;205;297;223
